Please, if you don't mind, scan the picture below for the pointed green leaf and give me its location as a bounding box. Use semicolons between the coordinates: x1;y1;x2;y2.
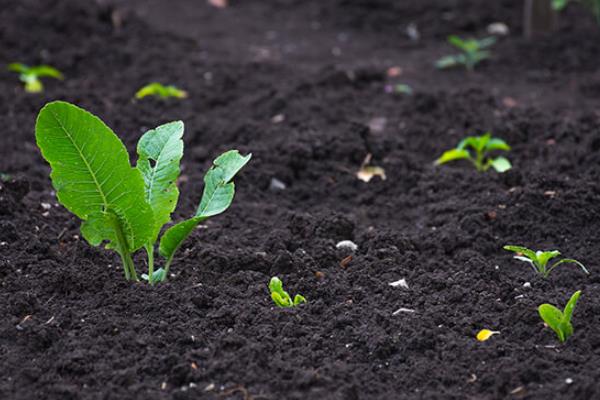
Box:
158;150;251;260
548;258;589;275
485;138;511;152
136;121;184;241
503;245;538;261
435;55;461;69
536;250;561;268
35;101;154;251
7;63;28;73
28;65;64;79
293;294;307;306
435;149;470;165
562;290;581;325
448;35;467;50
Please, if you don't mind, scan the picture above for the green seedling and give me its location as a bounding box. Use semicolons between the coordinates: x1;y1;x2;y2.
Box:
435;132;511;173
435;36;496;71
539;290;582;342
7;63;63;93
35;101;250;284
135;83;187;100
269;277;306;308
554;0;600;23
503;245;589;278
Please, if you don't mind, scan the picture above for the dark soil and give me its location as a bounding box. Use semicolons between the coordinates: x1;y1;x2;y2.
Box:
2;0;600;399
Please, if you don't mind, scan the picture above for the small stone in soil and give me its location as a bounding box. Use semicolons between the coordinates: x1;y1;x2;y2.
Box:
389;278;409;289
336;240;357;252
269;178;286;191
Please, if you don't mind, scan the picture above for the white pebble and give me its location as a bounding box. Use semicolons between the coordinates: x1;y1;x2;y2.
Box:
565;378;573;384
523;282;531;288
487;22;509;36
336;240;357;252
389;278;409;289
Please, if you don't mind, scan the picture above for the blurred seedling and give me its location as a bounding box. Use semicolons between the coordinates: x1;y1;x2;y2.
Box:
503;245;589;278
435;132;511;173
269;277;306;308
135;82;187;100
435;36;496;71
539;290;582;342
8;63;63;93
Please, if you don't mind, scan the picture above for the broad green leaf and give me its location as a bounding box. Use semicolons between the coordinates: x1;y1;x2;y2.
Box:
136;121;184;241
536;250;561;268
477;37;497;49
271;291;291;307
435;55;460;69
435;149;470;165
448;35;468;51
35;101;154;251
158;150;251;259
485;138;511;152
490;157;511;173
135;83;187;99
503;245;539;263
28;65;64;79
539;304;565;341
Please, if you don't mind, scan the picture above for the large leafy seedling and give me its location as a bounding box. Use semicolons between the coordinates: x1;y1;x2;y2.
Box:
35;101;251;284
538;290;582;343
503;245;589;278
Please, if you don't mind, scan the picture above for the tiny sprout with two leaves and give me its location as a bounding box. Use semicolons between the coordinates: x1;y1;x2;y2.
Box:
503;245;589;278
435;36;496;71
135;82;188;100
539;290;582;343
269;277;306;308
435;132;511;173
8;63;63;93
35;101;251;284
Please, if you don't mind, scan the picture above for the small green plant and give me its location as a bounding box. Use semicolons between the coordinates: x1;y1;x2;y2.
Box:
435;132;511;173
269;277;306;307
35;101;250;284
553;0;600;23
539;290;582;342
435;36;496;71
7;63;63;93
504;245;589;278
135;83;187;100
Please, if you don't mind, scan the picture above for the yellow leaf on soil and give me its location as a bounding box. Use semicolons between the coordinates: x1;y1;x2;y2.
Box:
476;329;500;342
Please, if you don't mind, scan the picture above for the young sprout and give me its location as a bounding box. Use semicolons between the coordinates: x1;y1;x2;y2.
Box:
435;36;496;71
135;83;187;100
269;277;306;308
7;63;64;93
435;132;511;173
503;245;589;278
539;290;582;342
35;101;250;284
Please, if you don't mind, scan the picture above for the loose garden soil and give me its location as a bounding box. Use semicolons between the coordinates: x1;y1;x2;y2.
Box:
2;0;600;399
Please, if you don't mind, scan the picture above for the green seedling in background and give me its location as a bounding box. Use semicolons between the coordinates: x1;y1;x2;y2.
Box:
435;132;511;173
35;101;250;284
269;277;306;308
135;82;188;100
385;83;413;95
8;63;63;93
539;290;582;342
503;245;589;278
435;36;496;71
553;0;600;23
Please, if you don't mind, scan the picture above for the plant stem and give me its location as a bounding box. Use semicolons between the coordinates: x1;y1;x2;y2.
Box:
145;243;154;285
109;212;139;282
117;250;131;280
163;254;175;281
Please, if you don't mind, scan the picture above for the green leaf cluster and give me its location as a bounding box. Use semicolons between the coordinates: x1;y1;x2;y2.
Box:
35;101;250;283
8;63;63;93
435;36;496;71
539;291;582;342
135;83;188;100
269;277;306;308
503;245;589;278
435;132;511;173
